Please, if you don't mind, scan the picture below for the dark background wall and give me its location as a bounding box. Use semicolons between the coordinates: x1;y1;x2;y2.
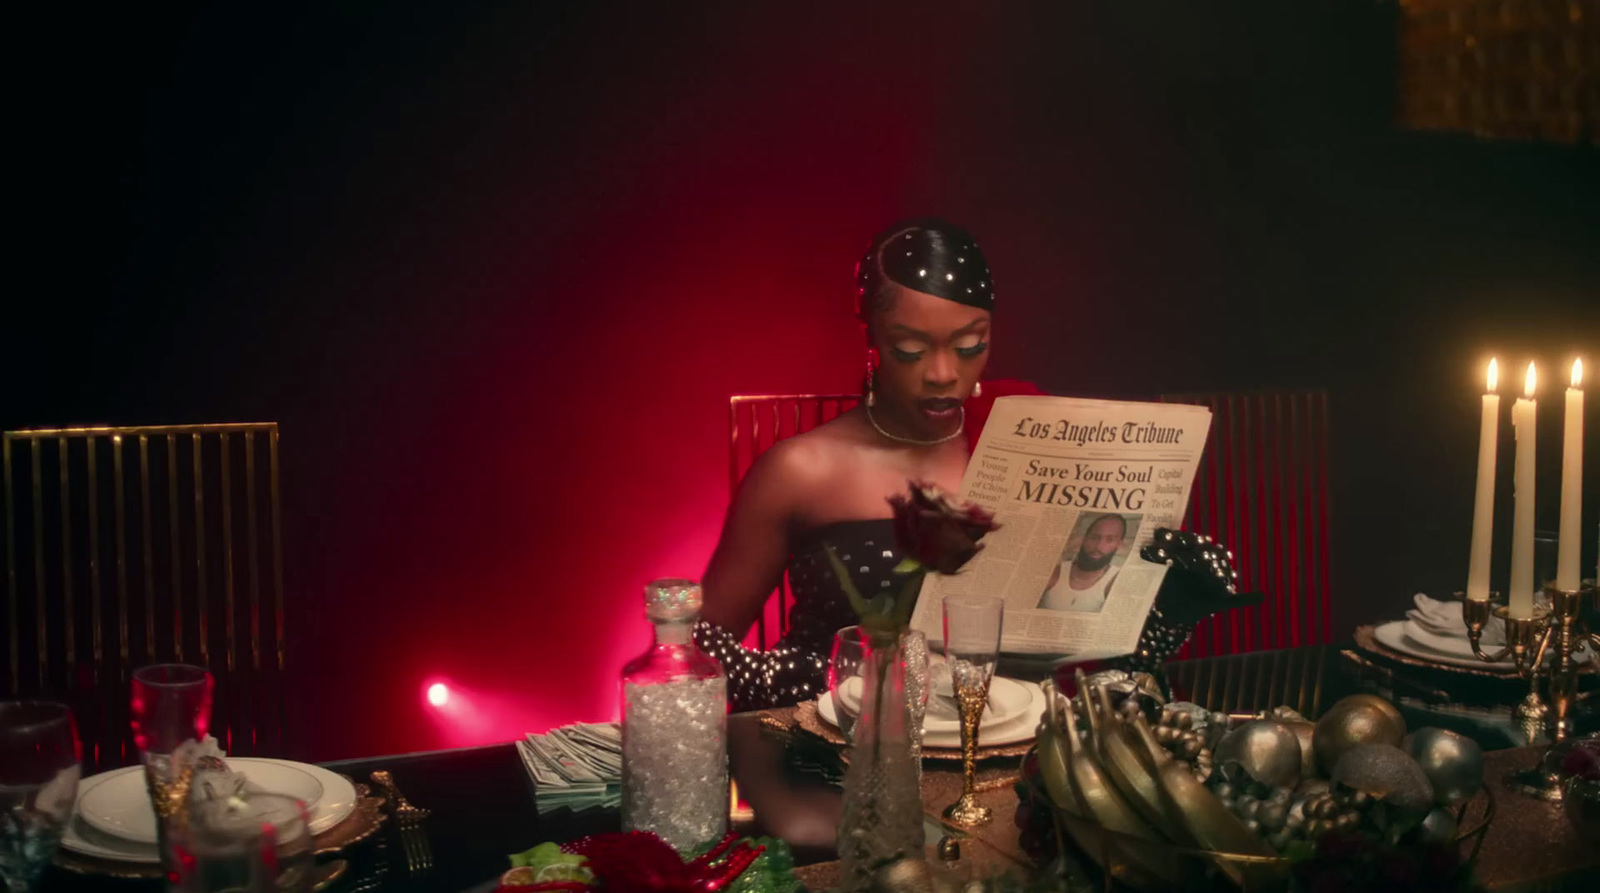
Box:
8;1;1597;759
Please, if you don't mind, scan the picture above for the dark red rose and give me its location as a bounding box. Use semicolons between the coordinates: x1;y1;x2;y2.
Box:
888;482;999;575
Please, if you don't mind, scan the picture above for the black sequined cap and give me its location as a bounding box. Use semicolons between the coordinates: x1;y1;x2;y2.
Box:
856;219;995;313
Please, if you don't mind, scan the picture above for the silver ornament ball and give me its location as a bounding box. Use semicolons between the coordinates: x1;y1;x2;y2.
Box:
1403;727;1484;807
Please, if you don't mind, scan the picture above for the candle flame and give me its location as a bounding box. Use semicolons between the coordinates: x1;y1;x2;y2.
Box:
1524;361;1537;398
1487;358;1498;392
1573;358;1584;389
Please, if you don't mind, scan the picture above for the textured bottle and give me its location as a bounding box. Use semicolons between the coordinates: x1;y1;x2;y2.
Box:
620;579;728;852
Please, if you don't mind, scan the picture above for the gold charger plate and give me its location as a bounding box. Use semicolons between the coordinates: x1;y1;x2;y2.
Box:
793;700;1035;761
53;780;388;880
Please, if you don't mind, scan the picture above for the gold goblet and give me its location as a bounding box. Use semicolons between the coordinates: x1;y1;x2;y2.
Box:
940;595;1004;827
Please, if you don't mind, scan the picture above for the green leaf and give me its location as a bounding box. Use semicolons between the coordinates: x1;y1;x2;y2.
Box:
891;557;922;575
824;544;875;620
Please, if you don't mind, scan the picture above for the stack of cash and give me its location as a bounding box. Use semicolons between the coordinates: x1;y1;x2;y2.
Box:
517;722;622;813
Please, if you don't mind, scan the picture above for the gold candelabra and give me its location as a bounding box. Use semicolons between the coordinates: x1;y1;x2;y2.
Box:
1465;580;1600;800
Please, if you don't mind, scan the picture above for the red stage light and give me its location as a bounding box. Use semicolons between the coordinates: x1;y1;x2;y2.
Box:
426;682;450;707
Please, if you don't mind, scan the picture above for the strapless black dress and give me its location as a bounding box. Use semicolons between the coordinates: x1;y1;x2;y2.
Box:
779;518;905;658
694;518;914;712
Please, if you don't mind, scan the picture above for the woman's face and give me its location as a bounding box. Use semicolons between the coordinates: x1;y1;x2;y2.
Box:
868;284;991;437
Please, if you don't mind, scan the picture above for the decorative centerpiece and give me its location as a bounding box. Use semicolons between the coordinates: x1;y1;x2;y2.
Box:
824;482;998;892
1028;674;1494;892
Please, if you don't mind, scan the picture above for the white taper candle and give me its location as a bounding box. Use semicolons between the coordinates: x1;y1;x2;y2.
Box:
1509;362;1538;619
1467;359;1500;601
1557;359;1583;591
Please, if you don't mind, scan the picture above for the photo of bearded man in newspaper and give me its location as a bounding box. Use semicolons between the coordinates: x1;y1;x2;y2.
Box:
1037;511;1143;613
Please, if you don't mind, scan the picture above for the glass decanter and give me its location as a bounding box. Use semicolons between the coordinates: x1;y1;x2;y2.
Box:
620;578;728;853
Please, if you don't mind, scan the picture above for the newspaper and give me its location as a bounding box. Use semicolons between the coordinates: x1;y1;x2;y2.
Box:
909;396;1212;659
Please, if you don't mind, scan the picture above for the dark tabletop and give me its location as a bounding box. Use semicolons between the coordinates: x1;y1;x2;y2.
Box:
39;642;1599;892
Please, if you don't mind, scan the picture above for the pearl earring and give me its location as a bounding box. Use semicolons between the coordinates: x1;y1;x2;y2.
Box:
973;381;982;398
866;352;876;407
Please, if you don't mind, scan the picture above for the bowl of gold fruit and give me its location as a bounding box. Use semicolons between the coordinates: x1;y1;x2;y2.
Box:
1023;671;1493;892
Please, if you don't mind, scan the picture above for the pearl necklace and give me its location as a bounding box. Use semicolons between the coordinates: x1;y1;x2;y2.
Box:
865;404;965;446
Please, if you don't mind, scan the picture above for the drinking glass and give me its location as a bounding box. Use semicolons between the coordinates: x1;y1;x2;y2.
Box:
828;626;868;740
941;595;1004;826
0;701;81;893
169;793;313;893
130;664;214;864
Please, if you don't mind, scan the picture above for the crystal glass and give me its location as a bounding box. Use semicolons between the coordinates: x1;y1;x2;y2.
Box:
130;664;214;865
169;792;313;893
837;631;921;892
902;630;930;774
941;595;1004;826
0;702;80;893
620;579;727;853
828;626;869;741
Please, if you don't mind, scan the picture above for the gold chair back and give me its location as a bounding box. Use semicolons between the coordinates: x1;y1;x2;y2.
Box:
729;395;859;648
1158;391;1335;657
2;423;287;771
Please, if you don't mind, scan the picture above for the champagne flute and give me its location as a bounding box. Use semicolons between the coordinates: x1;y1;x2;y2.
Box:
941;595;1004;826
901;630;930;778
130;664;214;867
0;701;80;893
828;626;868;740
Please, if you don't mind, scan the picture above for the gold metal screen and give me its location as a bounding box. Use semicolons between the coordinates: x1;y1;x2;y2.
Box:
2;423;287;771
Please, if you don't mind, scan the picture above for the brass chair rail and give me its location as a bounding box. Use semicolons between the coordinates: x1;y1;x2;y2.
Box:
729;394;860;648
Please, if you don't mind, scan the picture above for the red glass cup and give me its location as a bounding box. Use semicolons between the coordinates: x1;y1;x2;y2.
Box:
131;664;214;756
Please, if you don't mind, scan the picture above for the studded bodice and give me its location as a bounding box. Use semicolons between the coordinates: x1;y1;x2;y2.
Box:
779;519;910;657
693;518;914;711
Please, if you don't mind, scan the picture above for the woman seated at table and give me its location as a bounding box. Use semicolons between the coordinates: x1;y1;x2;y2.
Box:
694;217;1022;711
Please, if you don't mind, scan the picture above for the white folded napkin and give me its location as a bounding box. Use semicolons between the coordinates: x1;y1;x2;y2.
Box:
1405;593;1504;647
187;736;263;803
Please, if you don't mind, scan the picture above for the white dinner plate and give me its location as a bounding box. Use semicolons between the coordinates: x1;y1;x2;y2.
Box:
80;759;324;844
819;679;1045;748
836;675;1032;734
1402;619;1492;658
61;768;162;864
66;759;357;855
1373;620;1514;670
921;677;1033;734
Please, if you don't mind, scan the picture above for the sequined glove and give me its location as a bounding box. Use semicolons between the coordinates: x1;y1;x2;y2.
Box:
1109;529;1264;676
693;621;827;713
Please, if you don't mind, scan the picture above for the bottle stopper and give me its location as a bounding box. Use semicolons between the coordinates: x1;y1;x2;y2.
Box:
644;578;702;622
